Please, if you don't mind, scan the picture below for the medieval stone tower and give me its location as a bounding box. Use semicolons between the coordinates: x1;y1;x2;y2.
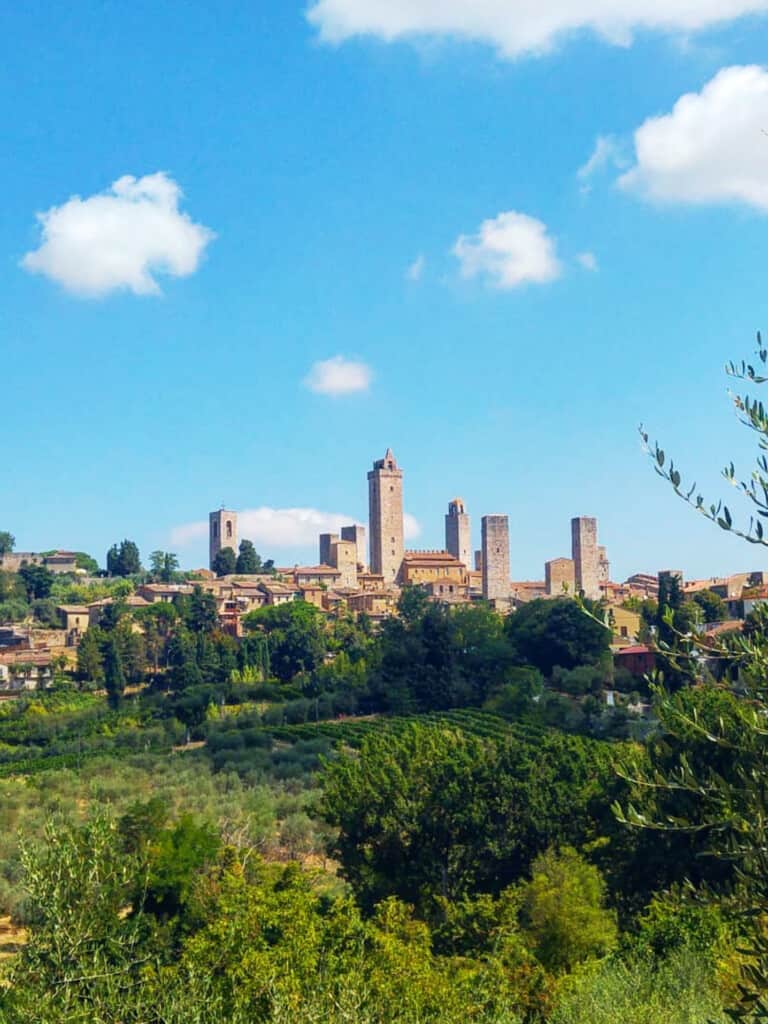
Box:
445;498;471;569
341;524;367;570
571;516;600;599
481;515;510;601
209;508;238;570
367;448;404;584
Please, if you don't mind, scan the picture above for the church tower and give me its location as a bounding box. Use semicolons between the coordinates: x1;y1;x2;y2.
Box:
209;508;238;570
445;498;471;569
367;448;404;584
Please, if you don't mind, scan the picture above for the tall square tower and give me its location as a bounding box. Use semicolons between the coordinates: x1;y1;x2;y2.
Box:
571;516;600;599
367;448;404;585
481;515;510;602
445;498;471;568
209;508;238;571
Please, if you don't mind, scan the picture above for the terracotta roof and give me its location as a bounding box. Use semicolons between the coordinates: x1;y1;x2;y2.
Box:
615;644;654;656
57;605;89;614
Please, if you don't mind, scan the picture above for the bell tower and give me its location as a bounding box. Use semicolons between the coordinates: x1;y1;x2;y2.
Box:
209;508;238;570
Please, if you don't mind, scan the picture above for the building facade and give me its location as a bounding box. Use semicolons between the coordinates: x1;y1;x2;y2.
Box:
545;557;575;596
367;448;404;585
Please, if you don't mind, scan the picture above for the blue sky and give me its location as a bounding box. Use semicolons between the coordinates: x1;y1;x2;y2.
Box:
4;2;768;580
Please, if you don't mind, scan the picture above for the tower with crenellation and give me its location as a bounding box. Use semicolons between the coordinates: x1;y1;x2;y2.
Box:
367;448;404;585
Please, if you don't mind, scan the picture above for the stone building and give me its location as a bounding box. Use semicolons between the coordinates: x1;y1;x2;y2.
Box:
209;508;238;571
481;515;510;602
331;539;358;589
571;516;600;599
341;524;367;570
319;533;338;567
545;557;575;596
399;551;466;586
445;498;471;569
367;448;404;585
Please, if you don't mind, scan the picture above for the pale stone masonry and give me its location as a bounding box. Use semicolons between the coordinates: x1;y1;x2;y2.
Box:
368;448;404;585
209;509;238;571
319;533;339;567
545;557;575;596
571;516;599;599
445;498;471;569
341;524;367;570
330;539;358;589
481;515;510;602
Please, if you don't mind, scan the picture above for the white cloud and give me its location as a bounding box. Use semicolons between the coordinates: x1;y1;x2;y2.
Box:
22;172;214;297
453;210;561;289
306;0;768;60
577;251;598;271
403;513;421;540
171;507;421;549
303;355;373;396
578;135;626;179
406;253;425;281
619;65;768;209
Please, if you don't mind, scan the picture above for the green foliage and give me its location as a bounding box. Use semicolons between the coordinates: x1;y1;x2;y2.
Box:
521;846;618;972
106;539;141;577
0;531;15;555
243;601;326;682
505;599;610;676
17;563;54;600
77;626;105;683
149;550;180;582
236;539;262;574
692;588;728;623
212;546;237;577
549;951;727;1024
368;601;515;714
322;722;618;915
103;636;126;709
73;551;100;574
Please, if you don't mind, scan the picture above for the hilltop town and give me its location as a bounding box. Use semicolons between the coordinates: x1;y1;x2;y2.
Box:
0;446;764;692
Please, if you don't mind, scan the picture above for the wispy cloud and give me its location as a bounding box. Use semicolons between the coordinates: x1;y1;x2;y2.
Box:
577;135;626;180
577;251;598;271
22;172;214;297
303;356;373;397
406;253;425;281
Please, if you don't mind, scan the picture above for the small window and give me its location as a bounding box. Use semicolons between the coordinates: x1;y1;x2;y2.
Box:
620;626;628;637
